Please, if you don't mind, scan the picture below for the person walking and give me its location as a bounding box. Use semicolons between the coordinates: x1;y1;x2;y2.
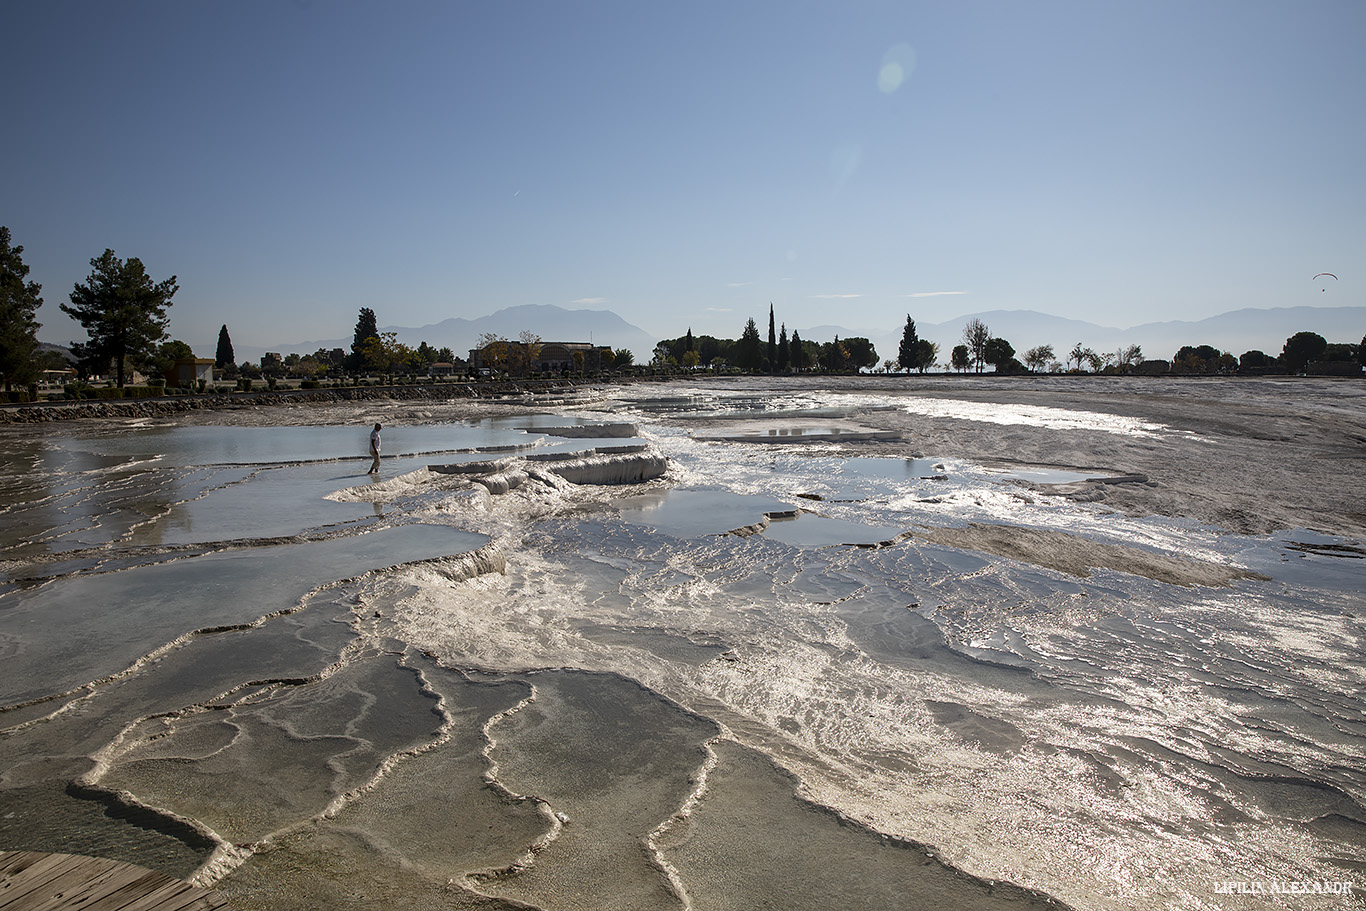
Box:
368;423;382;474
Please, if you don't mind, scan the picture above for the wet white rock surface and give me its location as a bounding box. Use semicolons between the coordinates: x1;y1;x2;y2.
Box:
1;377;1363;911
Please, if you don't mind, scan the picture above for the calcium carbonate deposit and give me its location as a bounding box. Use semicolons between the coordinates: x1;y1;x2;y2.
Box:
2;376;1363;911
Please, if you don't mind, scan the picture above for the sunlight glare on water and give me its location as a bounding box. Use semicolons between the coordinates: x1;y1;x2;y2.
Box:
900;397;1172;436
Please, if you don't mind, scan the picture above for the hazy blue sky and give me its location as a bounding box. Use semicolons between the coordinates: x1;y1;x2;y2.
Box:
5;0;1363;354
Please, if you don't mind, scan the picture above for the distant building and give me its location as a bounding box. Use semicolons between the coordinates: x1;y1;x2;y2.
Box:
42;367;77;385
468;341;611;374
429;362;457;376
172;358;216;387
89;358;146;385
536;342;611;372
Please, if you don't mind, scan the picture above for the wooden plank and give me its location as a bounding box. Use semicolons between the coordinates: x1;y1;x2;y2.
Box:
0;852;230;911
0;854;99;907
69;872;204;911
110;879;224;911
18;862;162;911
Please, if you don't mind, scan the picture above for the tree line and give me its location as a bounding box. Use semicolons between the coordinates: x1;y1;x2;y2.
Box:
4;224;1360;394
653;304;889;374
2;227;524;393
949;320;1363;376
653;304;1364;378
218;308;483;383
2;226;506;393
650;309;1006;375
1166;333;1363;375
946;320;1147;375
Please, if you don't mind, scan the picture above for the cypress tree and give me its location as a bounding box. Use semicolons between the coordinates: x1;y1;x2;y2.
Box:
215;324;235;369
0;227;44;391
767;303;777;371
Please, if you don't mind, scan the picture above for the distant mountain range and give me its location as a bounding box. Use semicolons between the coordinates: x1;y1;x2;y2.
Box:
814;306;1366;367
217;303;1362;366
236;304;659;363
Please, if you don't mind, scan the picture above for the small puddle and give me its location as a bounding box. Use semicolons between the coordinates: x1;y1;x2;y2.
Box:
55;424;543;466
763;513;906;548
0;524;492;707
617;489;795;537
819;457;945;482
617;488;905;547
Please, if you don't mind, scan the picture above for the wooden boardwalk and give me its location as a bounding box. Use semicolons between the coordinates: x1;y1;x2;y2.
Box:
0;851;230;910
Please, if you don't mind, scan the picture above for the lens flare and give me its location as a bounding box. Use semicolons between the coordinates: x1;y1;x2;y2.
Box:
878;43;916;93
877;62;904;93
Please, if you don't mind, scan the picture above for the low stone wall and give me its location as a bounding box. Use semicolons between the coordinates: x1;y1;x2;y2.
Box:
0;377;641;424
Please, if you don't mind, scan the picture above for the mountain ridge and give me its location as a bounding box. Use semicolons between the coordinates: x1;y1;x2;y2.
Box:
843;305;1365;368
232;304;659;363
94;303;1361;367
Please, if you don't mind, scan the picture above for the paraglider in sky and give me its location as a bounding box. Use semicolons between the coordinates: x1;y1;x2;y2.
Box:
1313;272;1338;291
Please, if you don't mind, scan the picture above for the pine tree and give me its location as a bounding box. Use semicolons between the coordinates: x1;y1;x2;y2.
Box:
898;315;919;372
778;323;789;371
738;317;763;370
349;308;379;371
215;325;235;369
0;227;44;391
62;249;177;387
826;335;848;372
790;330;804;370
